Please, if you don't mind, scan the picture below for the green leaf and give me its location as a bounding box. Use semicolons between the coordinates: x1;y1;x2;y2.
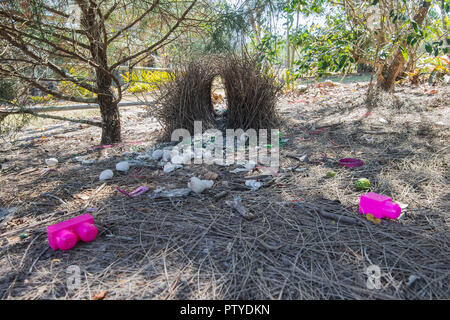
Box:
434;47;439;57
407;34;414;45
425;43;433;54
401;46;409;62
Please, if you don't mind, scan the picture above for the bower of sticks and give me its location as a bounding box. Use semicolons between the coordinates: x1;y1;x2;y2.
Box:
155;55;281;137
0;68;449;300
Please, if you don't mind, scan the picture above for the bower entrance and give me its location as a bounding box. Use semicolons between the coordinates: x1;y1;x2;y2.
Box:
211;75;227;130
155;55;282;139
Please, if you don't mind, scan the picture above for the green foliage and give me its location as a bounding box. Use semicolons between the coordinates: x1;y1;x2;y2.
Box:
293;16;355;78
0;80;15;102
203;2;249;53
256;33;283;64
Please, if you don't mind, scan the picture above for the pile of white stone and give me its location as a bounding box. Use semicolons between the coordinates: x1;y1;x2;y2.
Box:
70;131;278;196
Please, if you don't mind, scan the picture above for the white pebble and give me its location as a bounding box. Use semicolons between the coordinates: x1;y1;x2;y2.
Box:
245;180;262;191
188;177;214;194
116;161;130;172
45;158;59;166
81;159;96;165
99;169;114;181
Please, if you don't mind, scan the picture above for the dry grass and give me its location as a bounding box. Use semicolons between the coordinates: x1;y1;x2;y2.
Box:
0;81;449;300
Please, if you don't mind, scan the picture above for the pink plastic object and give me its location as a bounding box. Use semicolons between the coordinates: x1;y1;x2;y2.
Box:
339;158;364;168
47;214;98;250
115;186;149;198
359;192;401;219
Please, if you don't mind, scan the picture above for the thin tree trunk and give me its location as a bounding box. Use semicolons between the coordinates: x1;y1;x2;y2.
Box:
285;15;290;69
378;1;431;92
291;10;299;66
249;7;262;46
441;2;449;52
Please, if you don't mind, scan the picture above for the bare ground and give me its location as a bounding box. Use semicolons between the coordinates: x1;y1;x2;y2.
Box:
0;81;449;299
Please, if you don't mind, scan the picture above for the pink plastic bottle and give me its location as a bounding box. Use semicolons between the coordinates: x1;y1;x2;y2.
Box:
47;214;98;250
359;192;401;219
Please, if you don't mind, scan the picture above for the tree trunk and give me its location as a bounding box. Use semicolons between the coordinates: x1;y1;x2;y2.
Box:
249;8;261;47
404;47;417;74
97;66;121;144
377;1;431;92
78;0;121;144
378;50;405;92
98;94;121;144
285;14;290;69
441;2;449;53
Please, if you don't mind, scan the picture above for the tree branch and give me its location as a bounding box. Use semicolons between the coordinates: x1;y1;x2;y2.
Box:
0;108;102;127
0;65;97;104
108;0;160;45
110;0;198;70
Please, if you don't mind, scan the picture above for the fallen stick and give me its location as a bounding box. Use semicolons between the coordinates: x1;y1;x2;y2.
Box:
299;202;361;225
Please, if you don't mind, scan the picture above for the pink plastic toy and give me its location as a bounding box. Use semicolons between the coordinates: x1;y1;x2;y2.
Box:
47;214;98;250
115;186;149;198
359;192;401;219
338;158;364;168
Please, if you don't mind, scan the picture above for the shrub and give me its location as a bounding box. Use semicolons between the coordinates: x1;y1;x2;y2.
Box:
30;94;53;104
121;70;171;93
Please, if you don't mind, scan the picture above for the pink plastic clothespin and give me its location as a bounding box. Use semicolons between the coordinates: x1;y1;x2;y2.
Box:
115;186;149;198
47;213;98;250
359;192;401;219
338;158;364;168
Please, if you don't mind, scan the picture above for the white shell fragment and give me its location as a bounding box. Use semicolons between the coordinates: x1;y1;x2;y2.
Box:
99;169;114;181
188;177;214;194
81;159;96;165
150;187;191;199
136;154;152;161
230;161;256;173
45;158;59;166
171;155;185;165
152;149;163;160
116;161;130;172
163;163;175;173
245;161;256;170
162;150;171;162
245;180;262;191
